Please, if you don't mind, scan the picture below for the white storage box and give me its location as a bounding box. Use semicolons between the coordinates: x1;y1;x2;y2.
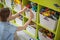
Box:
26;25;36;35
40;14;57;30
17;31;35;40
15;18;23;26
14;4;21;12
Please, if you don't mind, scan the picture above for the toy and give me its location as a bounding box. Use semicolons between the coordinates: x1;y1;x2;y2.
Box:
26;4;31;9
42;7;51;17
26;1;32;9
31;2;37;12
47;32;55;39
40;8;45;14
50;11;57;20
39;28;55;39
42;11;51;17
40;7;60;21
40;7;51;21
14;0;22;4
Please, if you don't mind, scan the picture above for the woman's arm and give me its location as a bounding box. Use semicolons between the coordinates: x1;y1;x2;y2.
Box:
8;7;27;21
17;9;34;31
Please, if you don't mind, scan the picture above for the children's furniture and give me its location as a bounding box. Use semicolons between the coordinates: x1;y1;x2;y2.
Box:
22;0;60;40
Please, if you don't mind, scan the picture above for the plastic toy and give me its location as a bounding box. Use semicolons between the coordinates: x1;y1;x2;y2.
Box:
42;8;51;17
31;3;37;12
39;28;55;39
42;11;50;16
40;7;59;21
40;7;60;21
14;0;22;4
26;4;31;9
47;32;55;39
40;8;45;14
50;11;57;20
26;1;32;9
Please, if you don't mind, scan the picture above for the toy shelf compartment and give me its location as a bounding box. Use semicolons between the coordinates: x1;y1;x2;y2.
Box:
38;24;56;34
23;19;38;40
39;31;53;40
5;0;24;26
38;27;55;40
28;0;60;12
38;0;60;12
17;30;36;40
23;21;37;40
23;0;38;22
39;5;60;34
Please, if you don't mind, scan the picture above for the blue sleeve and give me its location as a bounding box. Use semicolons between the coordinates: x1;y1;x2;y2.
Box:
0;25;4;40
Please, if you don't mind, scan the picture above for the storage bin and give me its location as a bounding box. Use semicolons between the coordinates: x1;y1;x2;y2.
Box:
39;31;53;40
26;25;36;35
17;31;35;40
40;14;57;30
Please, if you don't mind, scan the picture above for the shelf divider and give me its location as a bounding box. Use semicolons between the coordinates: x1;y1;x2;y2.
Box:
54;16;60;40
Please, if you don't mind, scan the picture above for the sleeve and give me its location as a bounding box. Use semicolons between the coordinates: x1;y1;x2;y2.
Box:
0;25;4;40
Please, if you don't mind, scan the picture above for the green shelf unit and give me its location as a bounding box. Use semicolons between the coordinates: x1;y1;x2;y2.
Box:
22;0;60;40
35;5;41;39
54;16;60;40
